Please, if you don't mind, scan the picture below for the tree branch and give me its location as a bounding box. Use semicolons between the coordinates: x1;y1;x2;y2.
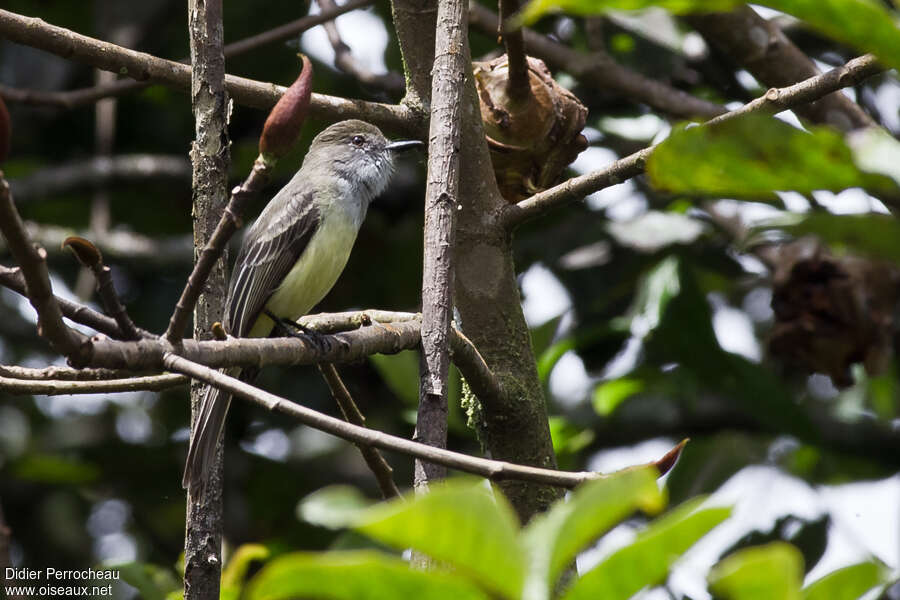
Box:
469;3;727;120
10;154;190;201
497;0;530;102
502;53;884;229
0;372;186;395
416;0;467;489
687;6;874;132
163;352;682;488
0;9;417;134
316;0;406;94
317;363;401;498
0;174;87;357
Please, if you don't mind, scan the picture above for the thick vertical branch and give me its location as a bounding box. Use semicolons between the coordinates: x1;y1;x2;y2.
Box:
415;0;466;489
183;0;229;598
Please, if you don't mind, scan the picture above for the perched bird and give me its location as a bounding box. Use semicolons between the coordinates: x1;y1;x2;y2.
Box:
183;119;422;498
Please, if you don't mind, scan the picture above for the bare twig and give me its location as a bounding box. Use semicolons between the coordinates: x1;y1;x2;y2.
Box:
687;6;874;132
165;159;270;343
0;9;417;134
163;353;684;488
316;0;405;94
63;237;142;340
0;264;152;339
0;175;87;357
469;3;727;120
0;0;373;111
502;53;884;229
0;372;186;395
497;0;530;102
317;363;401;498
416;0;467;489
10;154;190;201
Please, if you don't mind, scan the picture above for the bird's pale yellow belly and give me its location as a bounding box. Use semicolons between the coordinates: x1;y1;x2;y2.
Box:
247;213;359;338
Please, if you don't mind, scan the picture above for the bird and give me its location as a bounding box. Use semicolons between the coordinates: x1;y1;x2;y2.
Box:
182;119;422;498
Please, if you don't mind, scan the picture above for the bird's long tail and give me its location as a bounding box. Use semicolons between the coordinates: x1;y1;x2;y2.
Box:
182;368;240;499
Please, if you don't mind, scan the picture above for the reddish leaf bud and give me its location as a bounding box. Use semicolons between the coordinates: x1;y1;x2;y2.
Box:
259;55;314;160
62;236;103;268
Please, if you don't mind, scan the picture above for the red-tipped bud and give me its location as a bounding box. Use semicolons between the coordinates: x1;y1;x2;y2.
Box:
0;95;10;164
259;55;313;160
62;236;103;268
654;438;689;477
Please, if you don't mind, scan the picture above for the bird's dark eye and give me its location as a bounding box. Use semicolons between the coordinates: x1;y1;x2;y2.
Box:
351;135;365;146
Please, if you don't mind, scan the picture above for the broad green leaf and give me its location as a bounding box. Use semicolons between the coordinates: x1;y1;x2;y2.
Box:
802;561;887;600
221;544;270;600
522;466;664;596
298;485;374;530
755;213;900;263
352;480;526;599
246;551;490;600
369;351;420;405
624;255;681;336
519;0;741;25
519;0;900;72
709;542;804;600
111;562;180;600
648;116;896;198
592;378;644;416
563;499;731;600
12;454;100;484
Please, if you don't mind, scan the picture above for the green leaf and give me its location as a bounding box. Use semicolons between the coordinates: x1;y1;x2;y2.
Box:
848;126;900;187
709;542;804;600
562;499;731;600
624;255;681;336
755;213;900;263
12;454;100;484
522;466;665;594
648;116;897;198
519;0;741;25
111;562;180;600
221;544;270;600
297;485;374;530
351;480;526;599
370;351;420;405
759;0;900;72
802;561;888;600
548;416;596;456
592;378;644;416
246;551;490;600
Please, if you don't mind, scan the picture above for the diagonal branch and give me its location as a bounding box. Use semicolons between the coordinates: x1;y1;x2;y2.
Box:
416;0;467;488
163;353;682;488
0;175;87;357
318;363;401;498
502;53;884;229
0;9;417;134
0;0;373;111
469;3;727;120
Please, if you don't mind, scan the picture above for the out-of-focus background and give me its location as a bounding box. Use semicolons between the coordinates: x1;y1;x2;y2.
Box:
0;1;898;598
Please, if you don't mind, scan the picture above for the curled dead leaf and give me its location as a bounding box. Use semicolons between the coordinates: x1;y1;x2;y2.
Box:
259;55;314;160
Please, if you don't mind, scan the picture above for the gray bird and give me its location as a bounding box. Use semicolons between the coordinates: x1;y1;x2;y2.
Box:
183;119;421;498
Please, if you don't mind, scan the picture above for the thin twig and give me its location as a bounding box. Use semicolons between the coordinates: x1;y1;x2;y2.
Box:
163;353;684;488
497;0;530;102
0;373;186;395
0;265;153;339
416;0;467;488
316;0;405;94
165;158;271;343
0;174;87;358
502;53;884;229
317;363;401;498
0;9;417;134
469;3;727;120
0;0;373;111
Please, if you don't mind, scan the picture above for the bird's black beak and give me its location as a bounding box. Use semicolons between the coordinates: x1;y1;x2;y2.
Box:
386;140;424;152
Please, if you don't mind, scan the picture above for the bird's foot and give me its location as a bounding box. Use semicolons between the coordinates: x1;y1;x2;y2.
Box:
265;310;329;352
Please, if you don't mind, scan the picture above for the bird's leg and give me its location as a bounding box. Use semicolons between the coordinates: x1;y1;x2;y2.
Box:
265;310;330;353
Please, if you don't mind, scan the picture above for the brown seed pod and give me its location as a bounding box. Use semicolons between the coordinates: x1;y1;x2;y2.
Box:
0;95;10;164
474;55;588;202
259;55;314;160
